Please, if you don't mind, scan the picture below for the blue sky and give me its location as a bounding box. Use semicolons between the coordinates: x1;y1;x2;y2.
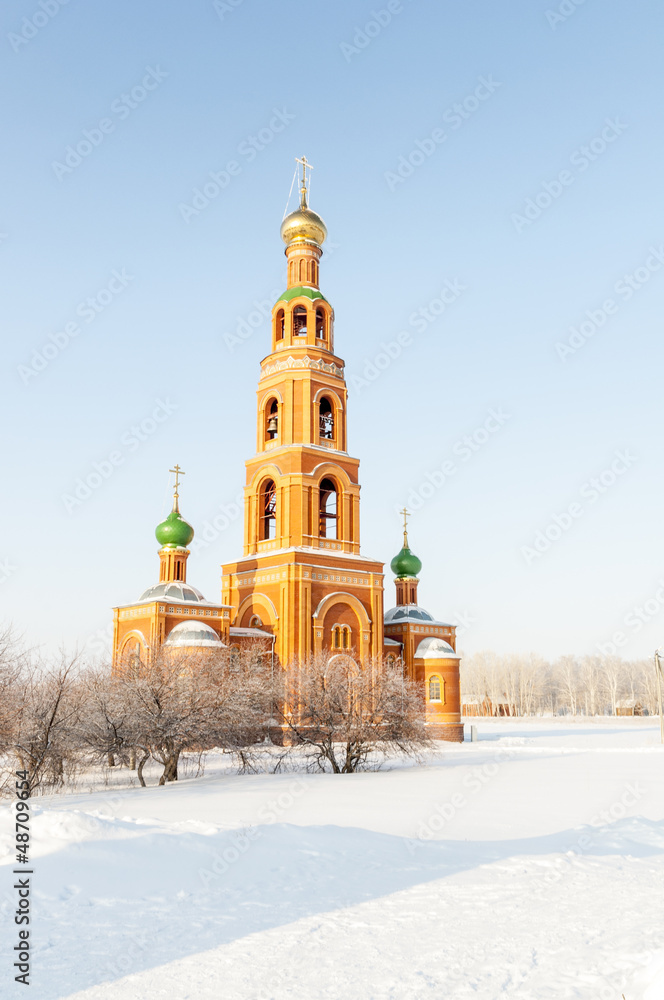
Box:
2;0;663;661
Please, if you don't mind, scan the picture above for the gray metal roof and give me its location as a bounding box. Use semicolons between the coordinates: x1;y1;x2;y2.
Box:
164;621;225;648
138;581;215;605
384;605;453;627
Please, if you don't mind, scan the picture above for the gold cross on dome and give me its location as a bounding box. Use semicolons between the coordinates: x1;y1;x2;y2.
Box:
400;507;410;545
169;464;185;509
296;155;313;207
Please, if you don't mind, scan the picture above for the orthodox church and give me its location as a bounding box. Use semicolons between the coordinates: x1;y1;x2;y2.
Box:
112;159;462;741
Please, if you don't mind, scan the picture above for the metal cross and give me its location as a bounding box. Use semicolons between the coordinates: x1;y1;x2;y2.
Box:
169;464;185;506
400;507;410;545
296;155;313;207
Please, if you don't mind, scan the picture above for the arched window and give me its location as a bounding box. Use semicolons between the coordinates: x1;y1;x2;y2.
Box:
386;654;396;668
275;309;285;340
332;625;351;649
299;259;305;282
315;307;326;340
249;614;263;628
429;675;443;702
319;397;334;439
266;398;278;440
293;305;307;336
260;479;277;540
289;261;295;285
319;478;338;539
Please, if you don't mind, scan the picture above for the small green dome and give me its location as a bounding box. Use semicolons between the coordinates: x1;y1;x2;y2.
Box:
390;545;422;579
155;508;194;548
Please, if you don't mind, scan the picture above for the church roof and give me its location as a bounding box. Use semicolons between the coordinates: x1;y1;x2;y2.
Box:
390;544;422;579
414;636;459;660
137;581;214;605
229;627;275;639
384;605;453;627
155;508;194;548
164;621;225;648
276;285;328;304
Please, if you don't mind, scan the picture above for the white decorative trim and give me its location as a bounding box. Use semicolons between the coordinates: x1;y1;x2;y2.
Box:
260;355;344;380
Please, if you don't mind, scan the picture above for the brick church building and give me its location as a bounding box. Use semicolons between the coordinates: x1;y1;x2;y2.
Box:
112;159;462;741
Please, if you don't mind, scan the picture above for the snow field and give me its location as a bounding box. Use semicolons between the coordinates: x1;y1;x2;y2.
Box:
1;720;663;999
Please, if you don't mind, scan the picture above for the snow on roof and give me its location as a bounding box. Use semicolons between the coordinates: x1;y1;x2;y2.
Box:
414;636;459;660
229;627;274;639
164;621;225;648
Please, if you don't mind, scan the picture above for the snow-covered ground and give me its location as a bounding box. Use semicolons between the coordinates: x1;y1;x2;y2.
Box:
2;719;664;1000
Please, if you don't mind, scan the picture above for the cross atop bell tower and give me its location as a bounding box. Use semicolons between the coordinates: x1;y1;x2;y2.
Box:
280;155;327;293
295;154;313;208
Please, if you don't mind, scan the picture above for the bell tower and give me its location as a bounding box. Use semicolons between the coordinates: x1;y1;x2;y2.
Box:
222;158;384;665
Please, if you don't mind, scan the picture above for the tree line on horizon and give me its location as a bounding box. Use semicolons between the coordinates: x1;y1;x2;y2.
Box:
460;650;659;717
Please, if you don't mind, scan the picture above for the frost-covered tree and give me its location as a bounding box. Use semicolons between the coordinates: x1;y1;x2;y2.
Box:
274;654;431;773
104;646;271;786
7;654;82;793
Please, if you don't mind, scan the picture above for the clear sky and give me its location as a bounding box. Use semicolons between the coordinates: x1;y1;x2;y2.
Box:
2;0;663;662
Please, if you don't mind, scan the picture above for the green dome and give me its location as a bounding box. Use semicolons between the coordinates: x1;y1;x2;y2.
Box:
155;508;194;548
275;285;328;305
390;545;422;579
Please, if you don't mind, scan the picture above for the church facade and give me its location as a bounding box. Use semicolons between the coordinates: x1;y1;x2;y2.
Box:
112;161;463;741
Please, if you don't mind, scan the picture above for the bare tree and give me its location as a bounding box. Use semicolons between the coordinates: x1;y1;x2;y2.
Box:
7;654;82;794
601;656;627;716
274;655;432;773
75;666;135;770
105;646;271;786
633;658;659;715
0;627;26;763
556;655;581;715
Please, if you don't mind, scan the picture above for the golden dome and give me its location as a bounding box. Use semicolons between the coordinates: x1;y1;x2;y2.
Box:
280;205;327;247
